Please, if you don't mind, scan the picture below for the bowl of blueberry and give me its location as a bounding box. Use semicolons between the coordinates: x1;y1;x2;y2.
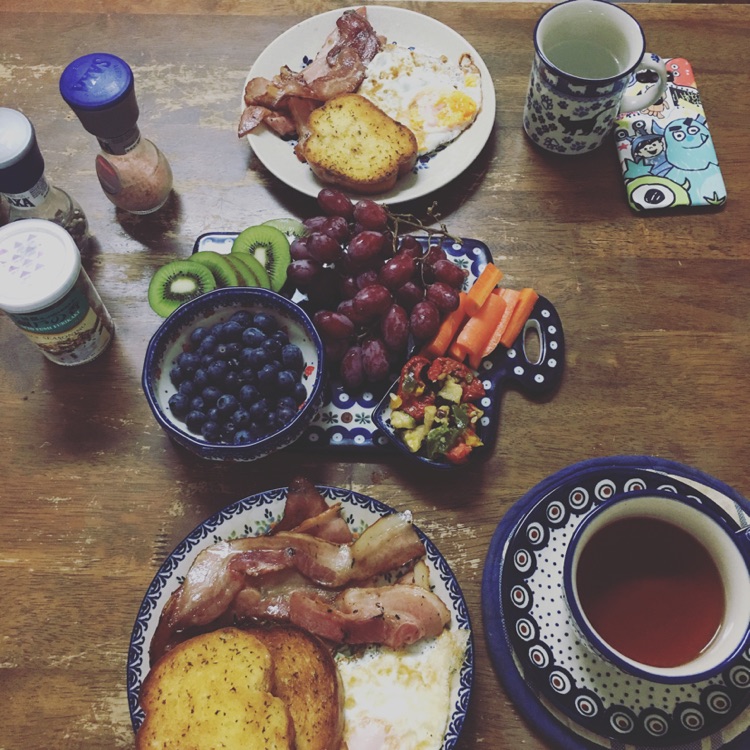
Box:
142;287;325;461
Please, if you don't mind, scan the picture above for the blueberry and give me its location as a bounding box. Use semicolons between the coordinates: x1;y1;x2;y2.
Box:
178;379;196;397
264;410;280;433
262;337;282;359
177;351;201;373
207;407;220;422
210;323;225;339
273;329;290;346
281;344;304;373
169;365;186;386
207;359;229;384
248;397;270;422
258;363;281;394
242;326;266;348
277;405;297;427
238;368;257;386
233;429;254;445
197;334;218;356
200;353;214;368
225;342;241;358
168;392;190;419
214;342;231;360
232;408;251;428
193;367;209;389
253;312;278;335
185;409;207;432
247;347;270;371
201;420;221;441
220;320;244;343
239;384;261;406
231;310;254;327
190;396;206;412
201;385;222;406
190;326;209;346
216;393;239;416
276;369;297;395
277;395;297;412
292;382;308;405
223;370;241;394
221;421;238;441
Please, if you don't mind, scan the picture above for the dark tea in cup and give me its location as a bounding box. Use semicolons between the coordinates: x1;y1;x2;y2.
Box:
564;490;750;682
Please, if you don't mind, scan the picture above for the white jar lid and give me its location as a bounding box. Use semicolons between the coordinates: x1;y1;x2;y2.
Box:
0;219;81;313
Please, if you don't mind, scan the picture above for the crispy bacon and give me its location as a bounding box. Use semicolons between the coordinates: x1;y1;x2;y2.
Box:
150;507;427;662
238;7;383;138
289;584;451;649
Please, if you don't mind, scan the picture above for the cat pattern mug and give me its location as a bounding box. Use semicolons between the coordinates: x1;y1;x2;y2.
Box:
523;0;667;155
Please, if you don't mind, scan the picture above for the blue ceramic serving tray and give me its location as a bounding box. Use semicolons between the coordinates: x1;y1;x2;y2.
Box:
193;233;564;454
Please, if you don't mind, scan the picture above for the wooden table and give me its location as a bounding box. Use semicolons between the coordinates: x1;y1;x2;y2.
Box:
2;2;750;748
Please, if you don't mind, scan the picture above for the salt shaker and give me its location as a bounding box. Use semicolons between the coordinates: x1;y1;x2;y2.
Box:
59;53;173;215
0;107;90;252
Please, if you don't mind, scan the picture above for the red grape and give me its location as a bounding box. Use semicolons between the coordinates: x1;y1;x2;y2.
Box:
423;243;447;267
378;254;416;290
340;345;365;390
325;338;350;364
356;269;379;289
306;267;340;309
409;300;440;341
432;258;468;289
308;232;343;264
338;275;359;300
381;304;409;352
354;199;388;231
313;310;355;340
337;298;370;326
361;337;390;383
426;282;460;313
353;284;393;320
396;235;423;260
303;215;328;233
287;259;322;289
394;281;424;311
318;188;355;219
347;231;386;268
322;215;350;244
290;237;312;261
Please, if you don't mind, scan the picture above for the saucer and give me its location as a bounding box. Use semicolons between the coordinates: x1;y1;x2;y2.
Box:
482;456;750;749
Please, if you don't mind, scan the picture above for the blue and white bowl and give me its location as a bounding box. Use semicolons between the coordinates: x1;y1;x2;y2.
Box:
142;287;325;461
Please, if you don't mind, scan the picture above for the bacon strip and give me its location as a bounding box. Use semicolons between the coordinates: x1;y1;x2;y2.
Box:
289;584;451;649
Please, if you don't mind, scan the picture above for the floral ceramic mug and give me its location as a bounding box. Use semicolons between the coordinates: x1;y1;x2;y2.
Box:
523;0;667;155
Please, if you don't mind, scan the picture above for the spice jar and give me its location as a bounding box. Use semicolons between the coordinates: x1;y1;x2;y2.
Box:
59;53;173;215
0;107;90;252
0;219;114;365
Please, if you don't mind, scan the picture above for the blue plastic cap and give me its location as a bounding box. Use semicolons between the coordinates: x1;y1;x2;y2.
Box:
59;53;139;139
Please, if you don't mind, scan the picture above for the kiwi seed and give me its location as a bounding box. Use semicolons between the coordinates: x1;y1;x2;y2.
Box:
148;259;216;317
191;250;239;288
231;224;291;292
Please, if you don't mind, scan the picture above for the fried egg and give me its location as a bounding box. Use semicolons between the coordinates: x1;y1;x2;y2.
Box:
336;628;470;750
358;45;483;156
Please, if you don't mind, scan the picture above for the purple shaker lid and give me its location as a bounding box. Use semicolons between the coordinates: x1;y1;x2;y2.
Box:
59;53;139;140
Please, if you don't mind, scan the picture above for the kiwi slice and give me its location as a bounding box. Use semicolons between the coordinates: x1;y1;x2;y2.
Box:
148;259;216;317
224;254;258;286
231;225;291;292
263;217;308;240
230;250;271;289
191;250;239;288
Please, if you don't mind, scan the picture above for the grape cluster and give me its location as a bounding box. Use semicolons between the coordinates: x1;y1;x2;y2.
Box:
288;189;467;391
166;310;308;445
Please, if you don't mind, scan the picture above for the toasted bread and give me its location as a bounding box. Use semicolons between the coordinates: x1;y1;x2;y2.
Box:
136;627;294;750
253;626;344;750
300;93;418;194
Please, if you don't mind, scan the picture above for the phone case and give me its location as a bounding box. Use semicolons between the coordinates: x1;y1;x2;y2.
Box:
614;58;727;212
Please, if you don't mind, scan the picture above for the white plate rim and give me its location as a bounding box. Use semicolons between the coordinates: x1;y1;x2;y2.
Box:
127;485;474;749
242;5;496;203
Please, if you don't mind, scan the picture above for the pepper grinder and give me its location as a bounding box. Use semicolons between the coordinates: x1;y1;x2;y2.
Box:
0;107;90;251
59;53;173;215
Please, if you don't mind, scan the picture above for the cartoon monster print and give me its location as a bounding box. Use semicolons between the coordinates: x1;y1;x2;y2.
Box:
656;116;726;205
620;120;669;179
627;175;691;212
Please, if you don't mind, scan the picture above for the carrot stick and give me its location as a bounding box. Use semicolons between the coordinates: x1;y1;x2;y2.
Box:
464;263;503;317
498;288;539;348
481;288;519;358
454;288;508;370
421;293;469;359
448;338;468;362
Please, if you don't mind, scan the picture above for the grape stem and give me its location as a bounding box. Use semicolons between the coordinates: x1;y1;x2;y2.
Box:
387;202;462;251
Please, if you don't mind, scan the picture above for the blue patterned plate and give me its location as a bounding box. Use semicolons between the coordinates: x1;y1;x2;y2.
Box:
128;486;473;749
482;456;750;750
194;233;565;456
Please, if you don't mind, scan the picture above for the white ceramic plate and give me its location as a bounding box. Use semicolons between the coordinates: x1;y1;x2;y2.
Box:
128;486;474;748
242;5;496;203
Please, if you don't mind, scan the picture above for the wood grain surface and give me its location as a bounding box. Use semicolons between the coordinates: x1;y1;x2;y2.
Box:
1;3;749;749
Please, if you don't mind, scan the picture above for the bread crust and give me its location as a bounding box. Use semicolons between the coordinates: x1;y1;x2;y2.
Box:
300;93;418;194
